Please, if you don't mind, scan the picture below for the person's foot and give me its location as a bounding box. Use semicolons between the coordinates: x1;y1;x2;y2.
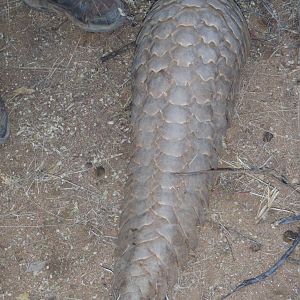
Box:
23;0;126;32
0;97;9;144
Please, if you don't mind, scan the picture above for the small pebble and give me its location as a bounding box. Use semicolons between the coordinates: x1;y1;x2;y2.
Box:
249;242;262;252
283;230;298;244
85;161;93;168
263;131;274;142
95;165;105;178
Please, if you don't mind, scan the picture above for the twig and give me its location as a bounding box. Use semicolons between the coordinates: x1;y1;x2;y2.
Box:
4;66;65;71
275;214;300;225
287;257;300;265
221;231;300;299
260;0;280;23
223;225;262;248
173;167;300;195
173;167;265;176
101;41;135;62
297;86;300;136
66;37;81;70
42;172;101;197
224;234;235;261
51;18;68;31
100;265;114;274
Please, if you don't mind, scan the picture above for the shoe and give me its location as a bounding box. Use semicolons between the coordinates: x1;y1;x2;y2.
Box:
23;0;126;32
0;97;9;144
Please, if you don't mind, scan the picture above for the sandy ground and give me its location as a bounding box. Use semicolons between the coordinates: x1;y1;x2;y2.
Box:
0;0;299;299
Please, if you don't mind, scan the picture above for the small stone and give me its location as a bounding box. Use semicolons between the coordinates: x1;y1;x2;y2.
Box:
26;261;47;273
249;242;262;252
85;161;93;168
94;166;105;178
263;131;274;142
283;230;298;244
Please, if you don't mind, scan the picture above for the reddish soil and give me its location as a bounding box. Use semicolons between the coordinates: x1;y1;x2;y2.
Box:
0;0;299;299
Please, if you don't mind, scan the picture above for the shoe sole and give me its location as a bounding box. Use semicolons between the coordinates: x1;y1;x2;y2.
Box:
23;0;126;32
0;124;9;145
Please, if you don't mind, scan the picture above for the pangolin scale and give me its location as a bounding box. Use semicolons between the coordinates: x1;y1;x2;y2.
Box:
113;0;250;298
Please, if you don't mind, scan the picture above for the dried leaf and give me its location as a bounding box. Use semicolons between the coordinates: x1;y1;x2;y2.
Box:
12;87;35;97
16;292;30;300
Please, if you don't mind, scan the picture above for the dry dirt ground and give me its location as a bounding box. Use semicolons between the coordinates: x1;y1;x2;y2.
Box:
0;0;300;299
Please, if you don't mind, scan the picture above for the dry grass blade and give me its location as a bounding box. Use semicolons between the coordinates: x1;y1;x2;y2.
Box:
297;86;300;137
255;186;279;223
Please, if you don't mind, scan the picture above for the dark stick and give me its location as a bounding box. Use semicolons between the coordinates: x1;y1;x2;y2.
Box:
275;214;300;225
173;167;300;195
221;231;300;299
173;166;274;176
100;41;135;63
223;225;262;248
